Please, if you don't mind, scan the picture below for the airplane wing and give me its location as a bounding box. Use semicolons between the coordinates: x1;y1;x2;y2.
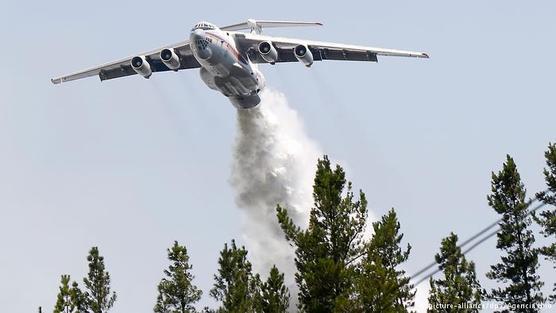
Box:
51;40;200;84
221;19;322;33
235;33;429;64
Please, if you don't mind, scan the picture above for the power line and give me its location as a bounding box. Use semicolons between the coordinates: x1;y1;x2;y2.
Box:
410;200;549;286
409;217;501;280
408;200;533;281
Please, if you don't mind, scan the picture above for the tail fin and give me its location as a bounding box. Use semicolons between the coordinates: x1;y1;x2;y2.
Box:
220;19;323;34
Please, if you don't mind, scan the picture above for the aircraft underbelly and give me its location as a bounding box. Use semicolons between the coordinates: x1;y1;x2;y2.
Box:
199;50;259;97
220;76;254;95
193;34;263;109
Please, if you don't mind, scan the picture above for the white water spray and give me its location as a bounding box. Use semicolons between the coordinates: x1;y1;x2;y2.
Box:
227;86;430;312
229;88;321;304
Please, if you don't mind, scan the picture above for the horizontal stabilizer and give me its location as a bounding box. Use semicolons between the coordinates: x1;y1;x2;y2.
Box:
221;19;322;34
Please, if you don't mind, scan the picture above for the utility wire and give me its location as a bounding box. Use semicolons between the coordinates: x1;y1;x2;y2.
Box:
409;199;536;281
410;200;548;286
413;227;501;286
409;217;501;280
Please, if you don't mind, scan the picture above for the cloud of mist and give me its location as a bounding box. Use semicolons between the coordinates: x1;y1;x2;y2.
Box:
229;88;321;305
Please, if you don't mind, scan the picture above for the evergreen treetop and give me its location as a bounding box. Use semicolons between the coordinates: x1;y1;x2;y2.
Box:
260;265;289;313
427;233;482;313
210;240;260;313
354;209;415;313
83;247;117;313
154;241;202;313
535;143;556;303
486;155;544;312
276;156;369;312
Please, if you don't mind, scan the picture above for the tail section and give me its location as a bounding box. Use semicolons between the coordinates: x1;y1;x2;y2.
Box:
220;19;322;34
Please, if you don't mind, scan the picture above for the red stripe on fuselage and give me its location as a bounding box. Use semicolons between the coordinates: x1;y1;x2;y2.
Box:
205;32;247;65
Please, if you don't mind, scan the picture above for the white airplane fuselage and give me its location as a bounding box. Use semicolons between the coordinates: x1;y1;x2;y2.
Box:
190;28;265;109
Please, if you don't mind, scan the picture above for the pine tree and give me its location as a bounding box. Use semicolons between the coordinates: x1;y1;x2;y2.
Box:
210;240;260;313
54;275;76;313
535;143;556;302
70;281;87;313
82;247;117;313
276;156;369;313
427;233;482;313
52;275;87;313
260;266;289;313
353;209;415;313
154;241;202;313
486;155;544;312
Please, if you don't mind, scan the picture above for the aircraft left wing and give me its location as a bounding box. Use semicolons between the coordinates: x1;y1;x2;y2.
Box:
236;33;429;64
51;40;200;84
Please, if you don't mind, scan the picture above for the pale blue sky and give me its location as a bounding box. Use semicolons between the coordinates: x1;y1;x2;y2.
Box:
1;1;555;312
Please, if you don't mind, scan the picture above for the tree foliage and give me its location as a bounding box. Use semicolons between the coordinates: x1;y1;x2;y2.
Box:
353;209;415;313
52;247;114;313
82;247;117;313
427;233;482;313
53;275;85;313
486;155;544;312
260;266;289;313
535;143;556;302
276;155;369;312
210;240;260;313
154;241;202;313
45;153;556;312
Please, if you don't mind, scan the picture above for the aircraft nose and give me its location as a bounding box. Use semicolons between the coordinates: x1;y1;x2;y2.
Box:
190;29;212;61
190;28;204;41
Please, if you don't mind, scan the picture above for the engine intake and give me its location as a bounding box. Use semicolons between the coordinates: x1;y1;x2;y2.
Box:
294;45;313;67
160;48;180;70
258;41;278;64
131;56;152;78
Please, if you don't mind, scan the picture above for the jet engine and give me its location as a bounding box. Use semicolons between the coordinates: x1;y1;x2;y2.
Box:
131;56;152;78
160;48;180;70
258;41;278;64
294;45;313;67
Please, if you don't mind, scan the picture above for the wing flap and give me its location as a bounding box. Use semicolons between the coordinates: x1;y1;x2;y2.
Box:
319;49;378;62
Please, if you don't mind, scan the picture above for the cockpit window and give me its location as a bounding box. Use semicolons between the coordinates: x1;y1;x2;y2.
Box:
191;22;216;31
195;37;212;50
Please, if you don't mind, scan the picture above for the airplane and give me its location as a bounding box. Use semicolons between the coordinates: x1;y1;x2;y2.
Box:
51;19;429;109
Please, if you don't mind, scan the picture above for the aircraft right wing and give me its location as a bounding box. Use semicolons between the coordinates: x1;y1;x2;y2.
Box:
51;40;200;84
236;32;429;64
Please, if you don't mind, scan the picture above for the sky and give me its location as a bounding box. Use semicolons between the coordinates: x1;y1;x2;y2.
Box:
1;0;556;312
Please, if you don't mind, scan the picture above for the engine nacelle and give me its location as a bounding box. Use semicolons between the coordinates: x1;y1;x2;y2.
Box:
258;41;278;64
160;48;181;70
294;45;313;67
131;56;152;78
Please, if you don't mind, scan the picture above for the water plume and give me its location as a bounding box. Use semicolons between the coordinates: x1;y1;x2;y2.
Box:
229;88;321;306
